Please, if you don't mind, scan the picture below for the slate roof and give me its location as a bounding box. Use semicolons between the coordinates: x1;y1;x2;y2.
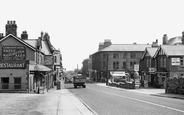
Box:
100;44;152;52
161;45;184;56
24;39;38;48
0;34;36;51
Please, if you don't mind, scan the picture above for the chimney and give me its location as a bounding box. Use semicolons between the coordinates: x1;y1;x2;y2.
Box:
182;31;184;44
163;34;168;45
152;39;158;47
104;39;111;48
5;20;17;36
98;42;104;50
0;33;4;39
21;31;28;40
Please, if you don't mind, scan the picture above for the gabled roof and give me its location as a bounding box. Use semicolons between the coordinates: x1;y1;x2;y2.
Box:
141;47;158;59
154;45;184;57
0;34;36;51
100;44;151;52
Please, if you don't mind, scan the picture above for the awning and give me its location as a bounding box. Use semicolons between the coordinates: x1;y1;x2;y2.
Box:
29;64;51;72
110;71;126;76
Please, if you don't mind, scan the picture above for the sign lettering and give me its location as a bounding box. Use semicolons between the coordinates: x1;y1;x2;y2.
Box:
0;62;26;69
2;46;26;61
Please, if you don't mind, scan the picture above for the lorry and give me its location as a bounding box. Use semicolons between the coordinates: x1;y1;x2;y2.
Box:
73;74;86;88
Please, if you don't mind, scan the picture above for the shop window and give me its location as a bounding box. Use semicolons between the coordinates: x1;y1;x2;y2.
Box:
1;77;9;89
14;77;21;89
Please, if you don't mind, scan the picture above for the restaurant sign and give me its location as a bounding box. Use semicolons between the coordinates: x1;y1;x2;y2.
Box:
0;61;26;69
2;46;26;61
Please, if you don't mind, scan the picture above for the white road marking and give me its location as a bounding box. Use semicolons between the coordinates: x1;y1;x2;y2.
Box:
87;87;184;113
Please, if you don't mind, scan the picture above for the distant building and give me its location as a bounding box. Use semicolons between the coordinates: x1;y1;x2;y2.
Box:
82;55;92;78
92;39;152;82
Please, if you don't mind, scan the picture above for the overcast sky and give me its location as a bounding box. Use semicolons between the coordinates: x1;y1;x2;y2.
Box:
1;0;184;70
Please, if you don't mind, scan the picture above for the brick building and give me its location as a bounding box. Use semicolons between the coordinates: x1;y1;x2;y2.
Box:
0;21;62;93
92;39;151;82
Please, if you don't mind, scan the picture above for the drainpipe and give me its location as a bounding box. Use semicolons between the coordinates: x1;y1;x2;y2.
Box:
106;52;109;85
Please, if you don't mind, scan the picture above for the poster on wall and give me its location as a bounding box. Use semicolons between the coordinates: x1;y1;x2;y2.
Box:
171;58;180;65
44;55;54;66
2;46;26;61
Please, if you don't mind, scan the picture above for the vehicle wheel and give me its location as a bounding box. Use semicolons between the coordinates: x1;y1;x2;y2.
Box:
82;85;86;88
74;85;77;88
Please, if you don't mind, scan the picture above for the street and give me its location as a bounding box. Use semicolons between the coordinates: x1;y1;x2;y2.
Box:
0;83;184;115
65;83;184;115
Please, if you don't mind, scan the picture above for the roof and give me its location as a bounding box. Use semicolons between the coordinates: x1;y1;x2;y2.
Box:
24;39;38;48
161;45;184;56
0;34;36;51
146;47;158;57
29;61;51;72
141;47;158;59
100;44;151;52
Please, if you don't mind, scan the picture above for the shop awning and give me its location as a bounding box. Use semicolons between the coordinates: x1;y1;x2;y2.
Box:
29;64;52;72
110;71;126;76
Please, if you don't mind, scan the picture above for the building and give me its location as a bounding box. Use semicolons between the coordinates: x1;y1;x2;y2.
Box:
139;43;158;87
82;55;92;79
0;21;62;93
92;39;151;82
153;45;184;94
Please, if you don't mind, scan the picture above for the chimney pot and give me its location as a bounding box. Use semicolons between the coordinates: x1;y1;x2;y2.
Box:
163;34;168;45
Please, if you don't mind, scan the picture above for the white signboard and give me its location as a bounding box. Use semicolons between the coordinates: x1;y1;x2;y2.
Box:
134;64;139;71
171;58;180;65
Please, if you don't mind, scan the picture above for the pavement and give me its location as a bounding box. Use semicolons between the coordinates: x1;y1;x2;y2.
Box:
42;81;97;115
95;83;184;100
36;82;183;115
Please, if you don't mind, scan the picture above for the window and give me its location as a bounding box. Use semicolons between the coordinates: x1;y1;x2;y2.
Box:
54;56;57;63
160;57;163;67
1;77;9;89
123;53;126;59
122;61;126;69
181;74;184;78
163;57;166;67
113;61;119;69
130;53;136;59
14;77;21;89
155;60;157;67
103;61;106;69
146;58;151;67
130;62;134;68
113;53;119;59
181;57;184;66
103;53;106;59
116;62;119;69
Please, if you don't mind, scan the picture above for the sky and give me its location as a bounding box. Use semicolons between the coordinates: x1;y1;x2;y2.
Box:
1;0;184;71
